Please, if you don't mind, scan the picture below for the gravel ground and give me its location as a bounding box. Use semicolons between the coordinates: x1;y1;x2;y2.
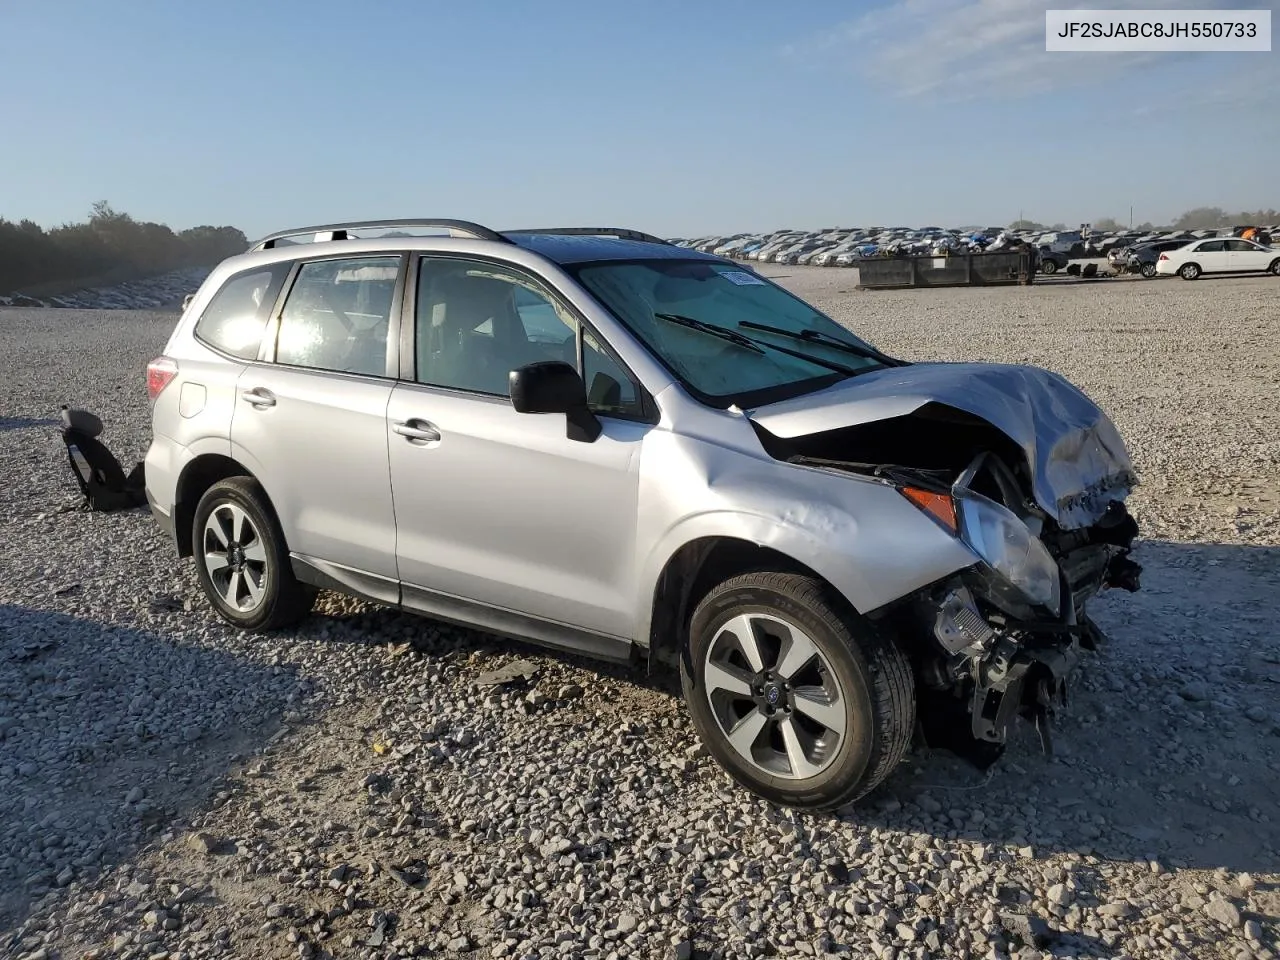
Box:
1;269;1277;960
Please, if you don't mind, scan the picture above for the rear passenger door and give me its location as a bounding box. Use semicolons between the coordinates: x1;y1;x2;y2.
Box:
231;254;405;594
1193;240;1228;273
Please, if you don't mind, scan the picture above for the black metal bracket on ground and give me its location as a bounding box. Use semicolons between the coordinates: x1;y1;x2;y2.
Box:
60;406;147;512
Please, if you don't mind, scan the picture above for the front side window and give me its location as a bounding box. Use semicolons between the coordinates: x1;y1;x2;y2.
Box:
1225;240;1259;252
415;257;645;418
571;259;885;407
194;265;288;360
275;256;400;376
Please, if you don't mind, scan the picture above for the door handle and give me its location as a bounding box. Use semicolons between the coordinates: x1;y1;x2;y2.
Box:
240;388;276;408
393;419;441;443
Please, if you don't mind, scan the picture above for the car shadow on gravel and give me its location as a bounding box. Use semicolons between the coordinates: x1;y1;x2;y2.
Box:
0;603;302;933
301;541;1280;885
303;602;687;698
0;417;59;432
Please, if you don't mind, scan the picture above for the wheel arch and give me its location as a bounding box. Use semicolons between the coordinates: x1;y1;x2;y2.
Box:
173;454;263;557
645;534;842;675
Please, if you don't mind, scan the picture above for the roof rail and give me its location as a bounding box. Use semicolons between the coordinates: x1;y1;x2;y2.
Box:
248;219;509;251
502;227;673;246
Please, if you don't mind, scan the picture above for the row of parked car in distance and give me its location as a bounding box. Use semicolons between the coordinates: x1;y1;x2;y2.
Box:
671;225;1280;275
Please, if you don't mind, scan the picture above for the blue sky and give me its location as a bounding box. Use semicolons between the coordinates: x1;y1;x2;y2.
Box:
1;0;1274;237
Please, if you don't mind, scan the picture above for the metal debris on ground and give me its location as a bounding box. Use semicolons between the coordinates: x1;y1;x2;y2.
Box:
475;658;540;687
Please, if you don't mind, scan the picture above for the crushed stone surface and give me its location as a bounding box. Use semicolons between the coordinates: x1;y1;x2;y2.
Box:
1;269;1277;959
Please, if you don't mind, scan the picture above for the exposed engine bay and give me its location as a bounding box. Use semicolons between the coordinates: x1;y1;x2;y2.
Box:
751;395;1142;767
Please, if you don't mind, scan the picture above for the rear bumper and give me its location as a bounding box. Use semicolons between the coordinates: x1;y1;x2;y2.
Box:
147;488;178;548
144;433;185;552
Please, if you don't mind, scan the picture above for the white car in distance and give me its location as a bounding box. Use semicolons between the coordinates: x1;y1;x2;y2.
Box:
1155;238;1280;280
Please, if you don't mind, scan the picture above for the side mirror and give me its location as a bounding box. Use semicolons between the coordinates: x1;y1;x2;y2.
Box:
509;361;601;443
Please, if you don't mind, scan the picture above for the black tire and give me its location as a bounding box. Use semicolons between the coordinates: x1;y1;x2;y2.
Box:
1269;258;1280;276
680;572;914;809
1179;262;1201;280
1140;261;1157;279
1039;259;1057;275
192;477;315;631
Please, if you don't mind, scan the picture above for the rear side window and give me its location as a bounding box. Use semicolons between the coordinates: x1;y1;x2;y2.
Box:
275;256;401;376
194;266;287;360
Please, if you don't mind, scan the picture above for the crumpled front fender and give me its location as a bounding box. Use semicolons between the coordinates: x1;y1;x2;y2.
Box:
633;426;978;648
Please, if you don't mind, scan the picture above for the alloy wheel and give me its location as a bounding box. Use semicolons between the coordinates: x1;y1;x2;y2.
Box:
703;613;846;779
202;503;269;612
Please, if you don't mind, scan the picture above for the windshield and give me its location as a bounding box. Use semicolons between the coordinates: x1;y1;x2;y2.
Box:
571;259;886;406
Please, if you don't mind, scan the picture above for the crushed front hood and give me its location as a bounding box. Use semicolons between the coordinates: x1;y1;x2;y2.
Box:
748;362;1137;529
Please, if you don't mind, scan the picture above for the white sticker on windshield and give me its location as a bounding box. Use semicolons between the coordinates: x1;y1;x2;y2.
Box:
719;270;765;286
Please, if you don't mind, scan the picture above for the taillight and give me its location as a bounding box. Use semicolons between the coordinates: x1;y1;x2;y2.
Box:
1158;253;1168;261
147;356;178;402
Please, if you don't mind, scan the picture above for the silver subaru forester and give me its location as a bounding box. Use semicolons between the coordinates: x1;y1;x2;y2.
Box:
145;220;1141;808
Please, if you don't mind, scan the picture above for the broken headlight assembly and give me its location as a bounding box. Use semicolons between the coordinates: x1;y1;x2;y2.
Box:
898;479;1062;618
955;491;1062;617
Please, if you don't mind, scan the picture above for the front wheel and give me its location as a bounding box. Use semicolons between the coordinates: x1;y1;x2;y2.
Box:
193;477;315;631
1039;260;1057;275
681;572;915;809
1269;258;1280;276
1180;262;1201;280
1140;261;1157;279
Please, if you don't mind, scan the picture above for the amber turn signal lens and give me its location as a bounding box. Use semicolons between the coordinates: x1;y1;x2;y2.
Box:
900;486;958;533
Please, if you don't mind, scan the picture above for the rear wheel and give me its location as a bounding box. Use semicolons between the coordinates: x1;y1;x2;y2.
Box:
1039;259;1058;275
1140;261;1157;279
1179;262;1201;280
193;477;315;631
681;572;915;809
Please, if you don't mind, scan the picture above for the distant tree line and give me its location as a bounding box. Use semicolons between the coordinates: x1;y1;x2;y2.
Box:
1010;208;1278;234
0;202;247;295
1168;207;1279;230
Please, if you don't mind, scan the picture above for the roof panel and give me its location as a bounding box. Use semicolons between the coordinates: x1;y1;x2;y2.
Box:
506;233;726;264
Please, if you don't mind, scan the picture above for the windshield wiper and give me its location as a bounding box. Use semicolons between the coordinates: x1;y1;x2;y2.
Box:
655;313;863;376
738;319;883;362
653;313;765;354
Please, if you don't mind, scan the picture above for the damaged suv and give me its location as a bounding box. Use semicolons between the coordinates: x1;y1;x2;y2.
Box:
145;220;1140;809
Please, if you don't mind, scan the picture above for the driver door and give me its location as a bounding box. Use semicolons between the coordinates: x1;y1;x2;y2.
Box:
386;255;651;646
1225;239;1271;272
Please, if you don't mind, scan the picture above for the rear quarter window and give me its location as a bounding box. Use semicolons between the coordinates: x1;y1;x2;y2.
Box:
194;264;289;360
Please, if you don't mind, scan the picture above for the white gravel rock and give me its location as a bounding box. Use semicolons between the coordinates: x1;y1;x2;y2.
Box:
1;269;1278;959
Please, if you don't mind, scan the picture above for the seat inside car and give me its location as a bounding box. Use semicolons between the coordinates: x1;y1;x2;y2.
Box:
334;278;394;375
422;272;534;394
